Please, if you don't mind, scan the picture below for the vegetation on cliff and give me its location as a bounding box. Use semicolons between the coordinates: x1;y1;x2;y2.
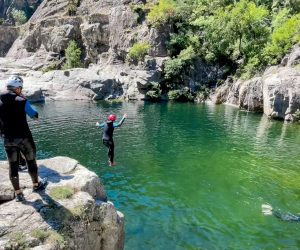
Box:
143;0;300;100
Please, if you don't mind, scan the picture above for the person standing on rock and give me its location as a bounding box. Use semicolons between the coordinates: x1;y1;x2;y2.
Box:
96;114;127;166
0;75;48;202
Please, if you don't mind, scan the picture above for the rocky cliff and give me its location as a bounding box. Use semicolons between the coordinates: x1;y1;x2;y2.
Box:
0;0;299;121
0;0;170;101
0;156;124;250
211;45;300;121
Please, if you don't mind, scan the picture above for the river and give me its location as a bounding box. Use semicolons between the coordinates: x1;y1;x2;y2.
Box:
1;101;300;249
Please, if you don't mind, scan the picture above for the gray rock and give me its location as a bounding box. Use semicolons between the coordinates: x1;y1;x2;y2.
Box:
211;45;300;120
0;156;124;250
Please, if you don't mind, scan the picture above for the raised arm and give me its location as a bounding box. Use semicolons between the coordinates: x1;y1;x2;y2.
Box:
96;122;105;128
113;114;127;128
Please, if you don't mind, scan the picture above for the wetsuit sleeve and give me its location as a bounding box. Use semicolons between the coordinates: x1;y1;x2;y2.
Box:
97;122;105;128
25;100;38;119
113;116;126;128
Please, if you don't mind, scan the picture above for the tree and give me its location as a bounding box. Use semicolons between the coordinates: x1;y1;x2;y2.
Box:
62;40;82;69
11;9;27;25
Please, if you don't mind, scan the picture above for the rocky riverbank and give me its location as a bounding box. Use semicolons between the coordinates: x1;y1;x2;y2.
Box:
0;156;124;250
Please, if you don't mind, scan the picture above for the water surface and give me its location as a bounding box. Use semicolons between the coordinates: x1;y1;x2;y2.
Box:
1;101;300;249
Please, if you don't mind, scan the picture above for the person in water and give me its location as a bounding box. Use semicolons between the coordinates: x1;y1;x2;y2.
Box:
0;75;48;202
262;204;300;222
96;113;127;166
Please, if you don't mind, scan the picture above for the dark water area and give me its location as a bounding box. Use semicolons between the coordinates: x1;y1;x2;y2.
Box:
1;101;300;249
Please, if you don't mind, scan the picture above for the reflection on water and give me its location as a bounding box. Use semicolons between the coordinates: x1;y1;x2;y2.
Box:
0;101;299;249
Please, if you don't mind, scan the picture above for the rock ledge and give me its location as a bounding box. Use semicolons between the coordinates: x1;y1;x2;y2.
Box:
0;156;124;250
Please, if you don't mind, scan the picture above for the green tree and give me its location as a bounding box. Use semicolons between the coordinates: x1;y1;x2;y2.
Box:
128;42;150;63
62;40;82;69
192;0;270;68
147;0;176;26
11;9;27;25
263;13;300;64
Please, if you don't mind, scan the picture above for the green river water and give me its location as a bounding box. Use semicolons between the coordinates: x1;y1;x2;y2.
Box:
1;101;300;249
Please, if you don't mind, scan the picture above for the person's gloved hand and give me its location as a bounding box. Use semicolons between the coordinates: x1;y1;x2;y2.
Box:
96;122;100;127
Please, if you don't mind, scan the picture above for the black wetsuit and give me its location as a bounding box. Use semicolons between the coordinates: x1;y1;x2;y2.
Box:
98;116;126;163
0;91;39;191
102;121;115;163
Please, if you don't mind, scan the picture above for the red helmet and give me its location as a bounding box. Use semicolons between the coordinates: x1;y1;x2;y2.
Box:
108;114;116;121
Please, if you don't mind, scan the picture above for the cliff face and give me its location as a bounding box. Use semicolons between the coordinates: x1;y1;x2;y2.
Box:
0;0;171;101
0;156;124;250
5;0;168;65
0;0;41;21
211;45;300;121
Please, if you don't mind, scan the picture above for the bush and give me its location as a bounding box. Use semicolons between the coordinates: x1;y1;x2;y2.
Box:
147;0;176;27
294;109;300;122
164;46;196;80
42;62;58;73
128;42;150;63
146;82;162;101
129;3;146;23
62;40;82;69
263;13;300;65
11;9;27;25
67;3;77;16
168;88;194;102
0;18;4;25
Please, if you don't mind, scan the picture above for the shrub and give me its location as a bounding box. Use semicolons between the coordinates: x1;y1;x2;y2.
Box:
67;3;77;16
128;42;150;63
11;9;27;25
6;232;28;249
147;0;176;27
146;82;162;101
0;18;4;25
62;40;82;69
164;46;196;80
263;13;300;65
168;89;194;102
294;109;300;122
129;3;145;23
42;62;58;73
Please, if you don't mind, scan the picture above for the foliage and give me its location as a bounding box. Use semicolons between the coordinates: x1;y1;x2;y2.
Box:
128;42;150;63
62;40;82;69
42;62;58;73
148;0;300;81
168;88;194;102
294;109;300;122
147;0;176;26
263;13;300;65
164;46;196;80
129;3;146;23
32;229;51;243
146;82;162;101
11;9;27;25
49;186;75;200
6;232;28;250
0;18;4;25
192;0;270;65
47;231;68;249
67;0;80;15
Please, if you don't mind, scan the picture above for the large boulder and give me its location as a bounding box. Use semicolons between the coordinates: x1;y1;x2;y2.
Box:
211;77;264;112
211;45;300;120
263;66;300;121
0;156;124;250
